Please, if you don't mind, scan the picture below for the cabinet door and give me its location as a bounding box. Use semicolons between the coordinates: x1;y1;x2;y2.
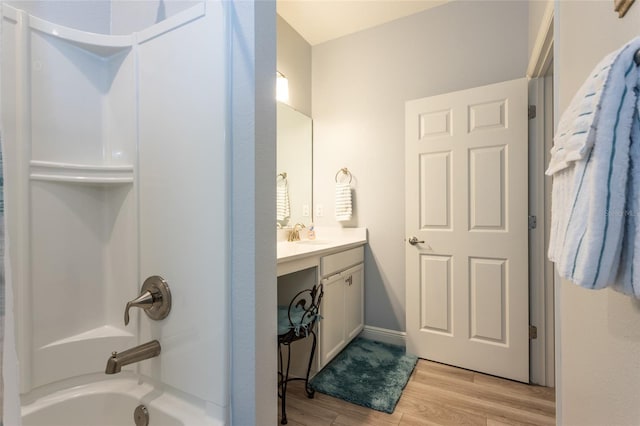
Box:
320;273;346;366
344;263;364;341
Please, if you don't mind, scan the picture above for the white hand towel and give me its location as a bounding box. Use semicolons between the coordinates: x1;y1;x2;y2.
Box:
335;182;352;222
545;48;620;175
548;37;640;295
277;178;290;222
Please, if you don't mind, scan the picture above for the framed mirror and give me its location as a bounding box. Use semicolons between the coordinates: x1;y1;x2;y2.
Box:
276;102;312;227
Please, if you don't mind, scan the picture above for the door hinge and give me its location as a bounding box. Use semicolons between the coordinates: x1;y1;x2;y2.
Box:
529;325;538;339
528;215;537;230
528;105;536;120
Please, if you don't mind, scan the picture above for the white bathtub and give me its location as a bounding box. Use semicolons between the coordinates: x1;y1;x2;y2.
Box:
21;375;224;426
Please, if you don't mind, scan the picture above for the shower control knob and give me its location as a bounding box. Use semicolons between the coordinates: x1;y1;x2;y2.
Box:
124;275;172;326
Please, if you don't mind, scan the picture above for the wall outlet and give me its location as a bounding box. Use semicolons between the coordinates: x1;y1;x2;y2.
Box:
302;204;310;217
316;204;324;217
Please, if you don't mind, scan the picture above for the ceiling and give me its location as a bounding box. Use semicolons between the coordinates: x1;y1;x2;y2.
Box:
277;0;451;46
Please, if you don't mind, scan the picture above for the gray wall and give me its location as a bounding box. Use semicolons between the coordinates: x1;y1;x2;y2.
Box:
311;0;529;331
528;0;551;62
277;15;312;116
555;1;640;424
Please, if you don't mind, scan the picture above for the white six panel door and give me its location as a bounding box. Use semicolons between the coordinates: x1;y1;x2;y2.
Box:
405;78;529;382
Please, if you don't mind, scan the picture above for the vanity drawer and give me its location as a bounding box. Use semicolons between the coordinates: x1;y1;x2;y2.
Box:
320;246;364;277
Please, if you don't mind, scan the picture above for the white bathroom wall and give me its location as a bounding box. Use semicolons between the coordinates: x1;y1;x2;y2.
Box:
229;1;278;424
2;0;134;425
2;2;141;393
110;0;199;35
6;0;200;36
312;0;529;331
136;1;228;409
555;2;640;424
276;15;311;116
2;3;22;421
5;1;111;33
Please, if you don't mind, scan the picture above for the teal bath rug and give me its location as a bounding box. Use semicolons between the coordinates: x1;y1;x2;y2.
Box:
309;337;418;414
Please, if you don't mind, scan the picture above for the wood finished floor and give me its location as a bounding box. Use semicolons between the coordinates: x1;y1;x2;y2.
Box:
278;359;555;426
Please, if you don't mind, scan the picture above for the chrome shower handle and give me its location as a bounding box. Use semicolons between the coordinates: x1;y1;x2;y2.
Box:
124;290;155;326
124;276;172;326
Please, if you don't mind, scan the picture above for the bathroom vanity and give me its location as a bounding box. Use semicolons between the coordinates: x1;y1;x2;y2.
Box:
277;227;367;371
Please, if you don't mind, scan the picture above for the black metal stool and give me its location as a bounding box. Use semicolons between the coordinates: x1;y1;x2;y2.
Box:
277;283;323;425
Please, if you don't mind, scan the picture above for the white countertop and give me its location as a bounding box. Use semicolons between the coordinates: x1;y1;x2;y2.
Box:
277;227;367;264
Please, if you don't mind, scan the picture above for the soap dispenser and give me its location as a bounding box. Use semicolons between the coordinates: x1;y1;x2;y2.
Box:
307;223;316;240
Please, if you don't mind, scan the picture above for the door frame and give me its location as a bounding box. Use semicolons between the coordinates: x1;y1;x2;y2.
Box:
527;2;554;387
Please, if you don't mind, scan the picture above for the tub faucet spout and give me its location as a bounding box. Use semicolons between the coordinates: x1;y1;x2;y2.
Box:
105;340;161;374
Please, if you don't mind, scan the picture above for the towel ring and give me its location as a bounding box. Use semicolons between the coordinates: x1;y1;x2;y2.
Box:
335;168;353;184
277;172;287;180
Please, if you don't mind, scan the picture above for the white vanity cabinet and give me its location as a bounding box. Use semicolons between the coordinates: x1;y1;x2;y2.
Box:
343;264;364;341
319;247;364;367
276;227;367;374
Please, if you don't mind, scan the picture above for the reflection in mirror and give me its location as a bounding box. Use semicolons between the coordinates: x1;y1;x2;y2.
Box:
277;102;312;228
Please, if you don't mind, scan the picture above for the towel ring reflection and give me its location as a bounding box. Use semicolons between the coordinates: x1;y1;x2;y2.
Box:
335;168;353;184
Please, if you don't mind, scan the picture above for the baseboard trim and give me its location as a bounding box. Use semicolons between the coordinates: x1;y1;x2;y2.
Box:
359;325;406;347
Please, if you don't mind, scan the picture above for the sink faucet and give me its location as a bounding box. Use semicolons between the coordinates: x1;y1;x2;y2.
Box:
105;340;161;374
287;223;305;242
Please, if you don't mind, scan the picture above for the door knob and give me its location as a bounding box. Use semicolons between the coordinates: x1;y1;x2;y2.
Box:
124;275;172;326
408;237;425;245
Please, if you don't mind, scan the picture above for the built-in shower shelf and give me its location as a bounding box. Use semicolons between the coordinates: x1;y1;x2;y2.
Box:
30;161;134;184
40;325;134;350
28;12;133;57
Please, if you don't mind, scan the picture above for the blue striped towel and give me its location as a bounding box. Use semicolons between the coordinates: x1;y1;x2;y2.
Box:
548;37;640;296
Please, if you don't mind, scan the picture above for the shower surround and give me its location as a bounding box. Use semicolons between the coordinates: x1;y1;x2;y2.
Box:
2;1;230;424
